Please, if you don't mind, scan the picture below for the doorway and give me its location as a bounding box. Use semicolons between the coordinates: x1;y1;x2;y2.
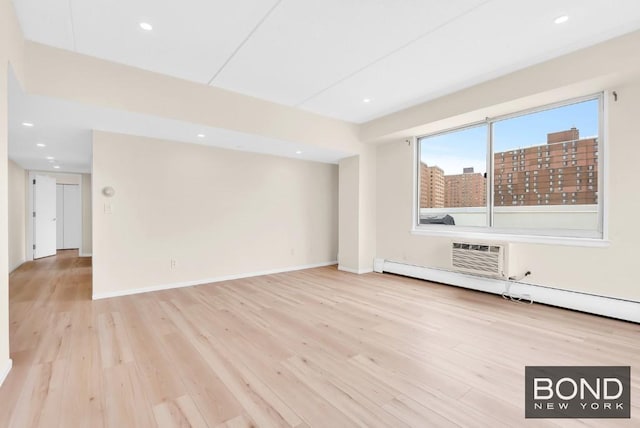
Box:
27;171;91;261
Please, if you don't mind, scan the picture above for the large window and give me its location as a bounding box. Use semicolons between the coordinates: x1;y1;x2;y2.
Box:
417;95;602;238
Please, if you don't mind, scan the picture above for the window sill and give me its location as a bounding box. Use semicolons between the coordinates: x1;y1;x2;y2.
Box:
410;227;610;248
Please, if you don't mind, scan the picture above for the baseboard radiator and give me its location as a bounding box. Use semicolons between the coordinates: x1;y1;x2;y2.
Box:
374;258;640;324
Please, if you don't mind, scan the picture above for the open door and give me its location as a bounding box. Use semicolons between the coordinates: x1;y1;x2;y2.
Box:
33;175;57;259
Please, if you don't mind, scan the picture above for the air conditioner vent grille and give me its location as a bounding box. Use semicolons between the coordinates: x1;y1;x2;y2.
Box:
451;242;506;278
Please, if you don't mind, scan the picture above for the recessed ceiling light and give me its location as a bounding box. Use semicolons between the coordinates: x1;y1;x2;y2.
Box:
22;122;34;127
197;133;205;138
139;22;153;31
363;98;371;103
554;15;569;24
295;150;303;154
46;156;55;160
53;165;60;169
36;143;46;147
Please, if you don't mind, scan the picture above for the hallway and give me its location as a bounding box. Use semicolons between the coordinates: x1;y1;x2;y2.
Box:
2;250;92;426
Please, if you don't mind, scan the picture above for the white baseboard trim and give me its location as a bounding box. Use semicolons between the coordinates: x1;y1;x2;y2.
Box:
338;265;374;274
79;252;92;257
382;260;640;324
92;261;337;300
0;358;13;387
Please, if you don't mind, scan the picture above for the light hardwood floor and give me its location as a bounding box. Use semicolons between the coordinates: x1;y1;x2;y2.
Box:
1;251;639;427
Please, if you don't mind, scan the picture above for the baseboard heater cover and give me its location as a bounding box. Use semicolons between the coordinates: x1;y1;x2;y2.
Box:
381;260;640;324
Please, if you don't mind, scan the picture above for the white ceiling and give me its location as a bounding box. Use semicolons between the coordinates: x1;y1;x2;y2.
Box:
9;1;640;173
12;0;640;123
8;71;351;173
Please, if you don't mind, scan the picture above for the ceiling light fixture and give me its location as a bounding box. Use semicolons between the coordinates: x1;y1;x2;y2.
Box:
22;122;34;127
363;98;371;103
295;150;303;154
36;143;46;147
46;156;54;160
139;22;153;31
53;165;60;169
554;15;569;24
197;133;205;138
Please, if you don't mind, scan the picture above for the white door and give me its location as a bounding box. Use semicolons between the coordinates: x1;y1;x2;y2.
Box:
34;175;57;259
62;185;81;249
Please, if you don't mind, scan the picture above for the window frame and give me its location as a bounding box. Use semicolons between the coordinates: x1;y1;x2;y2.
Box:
413;92;607;246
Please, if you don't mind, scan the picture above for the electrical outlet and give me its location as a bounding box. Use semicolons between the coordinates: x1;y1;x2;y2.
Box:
170;259;177;269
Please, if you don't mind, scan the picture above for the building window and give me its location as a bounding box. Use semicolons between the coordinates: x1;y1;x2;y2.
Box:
417;124;487;227
417;94;603;238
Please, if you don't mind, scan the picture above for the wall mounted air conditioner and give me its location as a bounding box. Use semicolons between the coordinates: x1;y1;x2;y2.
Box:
451;241;509;279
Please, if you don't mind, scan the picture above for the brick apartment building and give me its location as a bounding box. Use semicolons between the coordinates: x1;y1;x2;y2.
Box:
494;128;598;206
419;164;486;208
419;164;445;208
444;167;486;207
420;127;598;208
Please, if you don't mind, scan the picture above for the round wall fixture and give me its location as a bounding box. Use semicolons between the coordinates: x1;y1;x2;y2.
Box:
102;186;115;197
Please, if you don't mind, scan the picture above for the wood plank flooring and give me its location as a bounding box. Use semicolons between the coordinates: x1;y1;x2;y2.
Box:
1;250;639;427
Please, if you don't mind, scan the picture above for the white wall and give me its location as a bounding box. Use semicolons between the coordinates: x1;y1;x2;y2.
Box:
92;131;338;297
8;160;26;272
338;156;359;270
81;174;92;255
375;70;640;302
358;147;377;271
19;38;366;290
337;147;377;274
0;20;9;386
1;0;25;384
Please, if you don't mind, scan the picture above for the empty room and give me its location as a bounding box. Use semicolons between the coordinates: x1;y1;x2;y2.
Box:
1;0;639;426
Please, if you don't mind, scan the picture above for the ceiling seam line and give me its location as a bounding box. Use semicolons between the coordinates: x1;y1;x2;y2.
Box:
67;0;77;51
293;0;494;108
207;0;284;86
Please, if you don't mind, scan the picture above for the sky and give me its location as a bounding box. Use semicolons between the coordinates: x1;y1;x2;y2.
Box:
420;98;599;175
